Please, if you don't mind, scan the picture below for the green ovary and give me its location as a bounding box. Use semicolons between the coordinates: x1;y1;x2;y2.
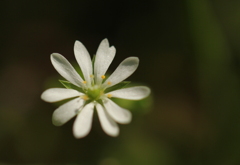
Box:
86;86;103;101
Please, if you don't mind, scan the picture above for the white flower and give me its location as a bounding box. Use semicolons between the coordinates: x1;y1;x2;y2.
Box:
41;39;150;138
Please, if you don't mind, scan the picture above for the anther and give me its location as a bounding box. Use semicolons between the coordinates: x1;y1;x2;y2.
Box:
83;81;87;84
81;95;89;100
90;75;94;78
101;75;106;79
107;94;112;98
107;81;111;85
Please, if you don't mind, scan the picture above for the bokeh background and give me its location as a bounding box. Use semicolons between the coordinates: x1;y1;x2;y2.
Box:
1;0;240;164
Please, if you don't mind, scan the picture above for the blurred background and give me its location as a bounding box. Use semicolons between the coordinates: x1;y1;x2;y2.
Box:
1;0;240;164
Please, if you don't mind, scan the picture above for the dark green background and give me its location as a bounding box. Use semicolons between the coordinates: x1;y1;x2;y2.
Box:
0;0;240;164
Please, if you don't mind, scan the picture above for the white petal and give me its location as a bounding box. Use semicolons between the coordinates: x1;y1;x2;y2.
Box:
94;39;116;85
51;53;84;87
103;98;132;124
107;86;151;100
41;88;82;102
103;57;139;88
73;103;94;138
74;41;93;86
52;98;84;126
96;103;119;137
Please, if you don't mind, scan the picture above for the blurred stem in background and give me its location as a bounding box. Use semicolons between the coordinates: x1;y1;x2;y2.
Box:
187;0;240;164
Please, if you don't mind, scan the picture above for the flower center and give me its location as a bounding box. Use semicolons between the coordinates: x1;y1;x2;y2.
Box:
86;85;103;101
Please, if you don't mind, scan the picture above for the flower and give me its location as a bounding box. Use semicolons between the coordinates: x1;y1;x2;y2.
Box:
41;39;151;138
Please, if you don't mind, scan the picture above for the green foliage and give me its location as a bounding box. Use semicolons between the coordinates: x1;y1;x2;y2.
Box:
59;80;84;93
187;0;240;164
104;81;131;93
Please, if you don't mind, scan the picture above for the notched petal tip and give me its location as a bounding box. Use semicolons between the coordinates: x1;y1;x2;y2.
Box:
109;46;116;54
97;38;110;52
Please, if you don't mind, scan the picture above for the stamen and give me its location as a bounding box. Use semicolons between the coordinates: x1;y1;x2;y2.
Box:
81;95;89;100
90;75;95;85
101;75;106;79
107;81;111;85
107;94;112;98
83;81;87;84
